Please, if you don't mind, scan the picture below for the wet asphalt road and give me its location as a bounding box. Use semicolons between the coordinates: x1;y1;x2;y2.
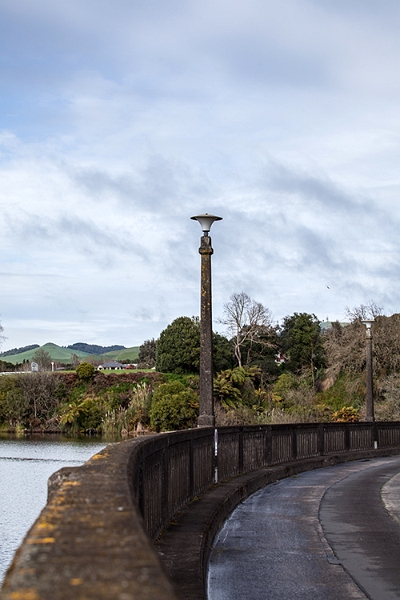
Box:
207;456;400;600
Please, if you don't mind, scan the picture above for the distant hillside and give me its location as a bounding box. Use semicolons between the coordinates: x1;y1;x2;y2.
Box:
1;342;140;365
2;343;90;365
102;347;140;362
0;344;39;357
67;343;125;355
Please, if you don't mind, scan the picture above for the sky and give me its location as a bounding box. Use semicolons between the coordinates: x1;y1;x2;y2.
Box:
1;0;400;351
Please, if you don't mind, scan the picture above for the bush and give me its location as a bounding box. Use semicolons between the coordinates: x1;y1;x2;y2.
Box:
76;362;96;381
149;381;199;432
331;406;360;422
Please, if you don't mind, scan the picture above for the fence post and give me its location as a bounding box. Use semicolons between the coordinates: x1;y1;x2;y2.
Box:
292;426;298;460
162;439;169;530
318;423;324;456
214;428;218;483
265;426;272;465
373;422;379;449
189;435;194;497
345;424;351;451
239;427;244;473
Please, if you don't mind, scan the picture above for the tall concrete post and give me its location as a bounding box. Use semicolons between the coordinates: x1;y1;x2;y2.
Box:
191;213;222;428
198;234;214;427
362;320;374;422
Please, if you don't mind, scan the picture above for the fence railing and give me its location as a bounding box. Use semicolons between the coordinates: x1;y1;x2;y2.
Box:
133;421;398;539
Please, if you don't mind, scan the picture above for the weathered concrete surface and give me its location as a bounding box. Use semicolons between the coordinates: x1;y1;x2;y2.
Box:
0;439;178;600
321;457;400;600
207;456;400;600
156;449;400;600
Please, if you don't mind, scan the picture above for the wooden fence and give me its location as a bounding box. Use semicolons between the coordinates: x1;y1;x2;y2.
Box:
133;421;400;539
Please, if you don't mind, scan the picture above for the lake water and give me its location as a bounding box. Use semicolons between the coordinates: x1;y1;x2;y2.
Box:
0;435;108;584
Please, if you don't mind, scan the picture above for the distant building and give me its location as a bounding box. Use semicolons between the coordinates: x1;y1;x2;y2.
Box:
97;361;124;370
274;352;287;365
319;320;349;333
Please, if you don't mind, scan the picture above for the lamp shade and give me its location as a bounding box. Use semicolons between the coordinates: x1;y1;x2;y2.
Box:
191;213;222;233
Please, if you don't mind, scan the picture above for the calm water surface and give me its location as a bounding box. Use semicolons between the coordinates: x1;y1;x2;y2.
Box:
0;435;108;584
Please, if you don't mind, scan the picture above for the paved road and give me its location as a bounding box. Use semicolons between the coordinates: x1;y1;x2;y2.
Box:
207;456;400;600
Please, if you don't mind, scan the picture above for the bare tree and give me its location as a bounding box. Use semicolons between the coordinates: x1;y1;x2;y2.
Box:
0;321;6;350
32;348;52;371
219;292;273;367
345;301;384;322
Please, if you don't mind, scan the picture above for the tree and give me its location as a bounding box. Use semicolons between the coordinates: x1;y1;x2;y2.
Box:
280;313;325;386
214;366;260;409
219;292;274;367
212;332;234;372
138;339;157;369
32;348;52;371
0;321;6;350
345;300;384;322
156;317;200;374
156;317;232;374
70;353;80;368
17;373;59;422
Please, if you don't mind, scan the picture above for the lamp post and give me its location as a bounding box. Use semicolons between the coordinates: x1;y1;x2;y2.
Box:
362;319;374;422
191;213;222;427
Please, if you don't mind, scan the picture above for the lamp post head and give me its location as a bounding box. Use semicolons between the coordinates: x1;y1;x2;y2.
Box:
362;319;374;339
191;213;222;236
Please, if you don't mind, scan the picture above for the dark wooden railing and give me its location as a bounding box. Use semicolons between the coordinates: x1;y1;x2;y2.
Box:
132;421;397;539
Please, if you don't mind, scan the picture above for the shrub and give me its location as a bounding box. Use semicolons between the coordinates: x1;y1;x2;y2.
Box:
76;362;96;381
331;406;360;422
149;381;199;432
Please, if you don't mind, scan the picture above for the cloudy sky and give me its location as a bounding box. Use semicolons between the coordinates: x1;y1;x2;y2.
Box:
1;0;400;351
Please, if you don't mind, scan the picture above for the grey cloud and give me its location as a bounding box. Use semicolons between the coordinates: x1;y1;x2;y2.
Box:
71;156;214;213
7;212;149;263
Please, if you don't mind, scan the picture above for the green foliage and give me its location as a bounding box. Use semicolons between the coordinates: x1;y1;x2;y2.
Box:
212;333;234;372
149;381;199;432
138;339;156;369
76;362;96;381
214;366;260;409
59;396;103;431
0;359;16;372
156;316;233;375
272;373;298;403
0;376;28;426
102;382;151;435
280;312;325;379
317;373;363;412
0;373;60;427
156;317;200;374
331;406;360;422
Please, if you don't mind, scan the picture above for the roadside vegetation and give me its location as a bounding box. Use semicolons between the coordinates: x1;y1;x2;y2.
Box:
1;298;399;435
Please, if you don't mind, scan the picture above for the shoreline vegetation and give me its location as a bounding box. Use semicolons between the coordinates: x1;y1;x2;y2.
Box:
3;305;400;436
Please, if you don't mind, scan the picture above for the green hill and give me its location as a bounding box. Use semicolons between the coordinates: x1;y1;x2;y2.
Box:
1;343;140;365
102;347;140;362
2;343;90;365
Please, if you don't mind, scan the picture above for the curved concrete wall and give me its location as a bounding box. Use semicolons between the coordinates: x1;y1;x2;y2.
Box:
0;436;179;600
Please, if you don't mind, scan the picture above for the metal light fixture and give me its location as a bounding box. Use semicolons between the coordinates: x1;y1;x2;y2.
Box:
191;212;222;427
191;213;222;236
